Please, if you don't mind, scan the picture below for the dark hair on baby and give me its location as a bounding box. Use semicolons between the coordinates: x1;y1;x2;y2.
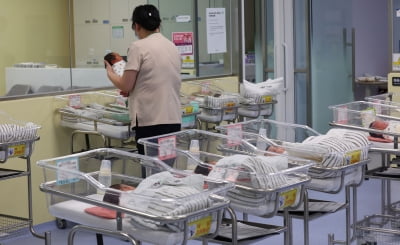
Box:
131;4;161;31
104;52;117;65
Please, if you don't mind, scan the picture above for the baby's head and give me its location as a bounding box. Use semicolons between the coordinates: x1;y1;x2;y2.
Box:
104;52;123;65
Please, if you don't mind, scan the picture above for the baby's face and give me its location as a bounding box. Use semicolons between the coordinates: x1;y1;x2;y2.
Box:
113;53;123;63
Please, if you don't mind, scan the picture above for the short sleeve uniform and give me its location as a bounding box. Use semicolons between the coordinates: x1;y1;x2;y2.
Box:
125;33;182;127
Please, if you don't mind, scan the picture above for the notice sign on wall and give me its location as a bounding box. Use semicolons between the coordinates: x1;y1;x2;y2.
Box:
393;53;400;71
172;32;194;68
206;8;227;54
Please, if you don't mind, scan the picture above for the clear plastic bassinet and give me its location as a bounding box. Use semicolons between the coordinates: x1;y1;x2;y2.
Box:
37;148;233;245
183;81;241;125
138;129;314;217
216;119;371;193
0;111;40;163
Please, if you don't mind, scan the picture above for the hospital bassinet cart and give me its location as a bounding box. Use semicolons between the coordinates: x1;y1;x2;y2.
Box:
54;92;135;153
216;118;371;245
37;148;233;245
138;129;314;245
0;112;50;244
180;93;201;129
237;79;282;120
183;81;241;130
329;100;400;244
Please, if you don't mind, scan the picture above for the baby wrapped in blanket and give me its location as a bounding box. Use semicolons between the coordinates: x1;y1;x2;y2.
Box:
208;154;298;215
120;171;211;232
282;128;369;169
281;129;369;191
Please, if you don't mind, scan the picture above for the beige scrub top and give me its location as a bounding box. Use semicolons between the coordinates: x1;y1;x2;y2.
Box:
125;33;182;127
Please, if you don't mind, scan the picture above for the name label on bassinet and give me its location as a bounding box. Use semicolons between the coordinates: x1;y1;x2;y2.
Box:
346;150;361;164
8;144;25;157
182;105;193;114
279;189;297;208
188;215;212;238
262;95;273;103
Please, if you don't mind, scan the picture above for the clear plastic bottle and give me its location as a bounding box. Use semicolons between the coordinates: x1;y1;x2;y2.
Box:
187;139;200;170
256;128;267;150
98;159;112;188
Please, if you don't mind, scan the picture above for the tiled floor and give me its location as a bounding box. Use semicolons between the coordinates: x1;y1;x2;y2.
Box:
0;177;394;245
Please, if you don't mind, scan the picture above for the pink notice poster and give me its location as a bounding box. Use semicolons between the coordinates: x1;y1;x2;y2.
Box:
172;32;194;68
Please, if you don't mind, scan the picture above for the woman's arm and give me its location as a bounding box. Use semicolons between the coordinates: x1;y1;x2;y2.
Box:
105;61;138;93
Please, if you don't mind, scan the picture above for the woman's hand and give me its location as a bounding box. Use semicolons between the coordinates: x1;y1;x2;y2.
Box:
104;60;114;76
105;60;138;94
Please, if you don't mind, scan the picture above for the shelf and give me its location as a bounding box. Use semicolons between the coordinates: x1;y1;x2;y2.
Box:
0;214;29;240
365;167;400;181
205;218;285;244
0;169;27;180
277;199;348;220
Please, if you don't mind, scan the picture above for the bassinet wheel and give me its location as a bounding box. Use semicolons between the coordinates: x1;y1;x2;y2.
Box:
55;218;67;229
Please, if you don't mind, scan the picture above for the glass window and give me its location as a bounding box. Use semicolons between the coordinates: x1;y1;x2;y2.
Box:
1;0;238;98
1;0;71;96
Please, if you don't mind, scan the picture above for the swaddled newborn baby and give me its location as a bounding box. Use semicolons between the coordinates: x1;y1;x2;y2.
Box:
104;52;129;97
369;120;400;143
104;52;126;76
120;171;210;232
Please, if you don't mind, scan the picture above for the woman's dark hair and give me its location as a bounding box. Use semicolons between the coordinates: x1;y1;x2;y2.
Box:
131;4;161;31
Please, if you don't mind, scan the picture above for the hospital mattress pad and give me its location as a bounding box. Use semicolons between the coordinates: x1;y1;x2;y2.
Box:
48;194;218;245
60;120;133;140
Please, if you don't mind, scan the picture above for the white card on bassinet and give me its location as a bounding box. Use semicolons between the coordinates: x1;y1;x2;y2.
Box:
56;157;79;185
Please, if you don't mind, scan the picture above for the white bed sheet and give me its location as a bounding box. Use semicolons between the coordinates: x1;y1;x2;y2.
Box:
307;166;363;192
60;120;133;140
48;194;217;245
238;107;272;118
197;113;237;123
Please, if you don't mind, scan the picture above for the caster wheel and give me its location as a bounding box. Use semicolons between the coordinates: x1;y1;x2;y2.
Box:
55;218;67;229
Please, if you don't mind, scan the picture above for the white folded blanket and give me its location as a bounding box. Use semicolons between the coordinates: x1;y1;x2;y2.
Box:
208;154;291;189
283;128;369;170
208;154;303;216
121;172;211;232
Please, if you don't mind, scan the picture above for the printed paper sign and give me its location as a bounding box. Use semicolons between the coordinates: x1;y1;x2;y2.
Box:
279;189;297;208
158;136;177;160
172;32;194;68
173;32;193;55
8;144;26;157
206;8;227;54
56;157;79;185
226;124;243;146
176;15;191;23
393;53;400;71
68;94;81;109
188;215;212;238
112;26;124;39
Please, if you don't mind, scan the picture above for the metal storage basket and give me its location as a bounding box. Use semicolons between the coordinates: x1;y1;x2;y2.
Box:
356;214;400;245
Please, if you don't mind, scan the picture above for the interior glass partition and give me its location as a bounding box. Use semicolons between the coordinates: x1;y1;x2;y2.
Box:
310;0;354;133
1;0;238;98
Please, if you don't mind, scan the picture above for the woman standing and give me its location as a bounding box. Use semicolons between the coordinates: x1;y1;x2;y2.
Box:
105;4;182;155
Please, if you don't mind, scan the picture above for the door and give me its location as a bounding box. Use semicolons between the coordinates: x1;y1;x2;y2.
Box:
244;0;354;133
309;0;354;133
